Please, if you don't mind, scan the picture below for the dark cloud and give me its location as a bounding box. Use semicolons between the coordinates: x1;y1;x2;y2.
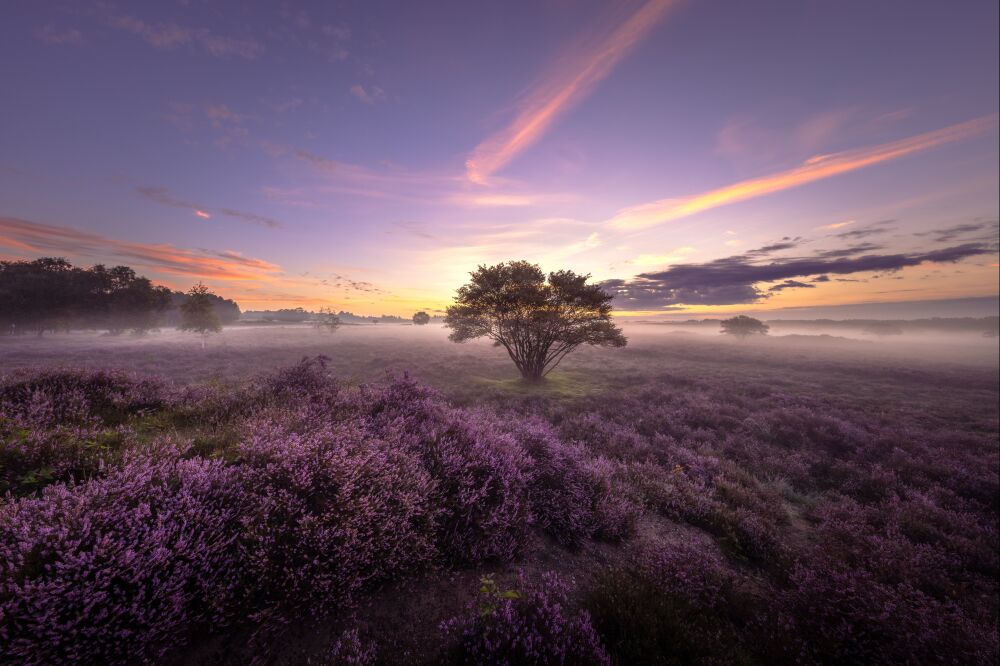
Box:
836;220;896;239
218;208;282;229
916;220;999;243
814;243;884;258
769;280;815;292
744;237;805;256
600;278;761;308
811;275;831;282
603;242;995;309
136;186;199;210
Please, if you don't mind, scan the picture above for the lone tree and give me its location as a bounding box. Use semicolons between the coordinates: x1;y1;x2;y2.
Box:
178;283;222;345
720;315;769;339
444;260;626;382
314;307;342;333
412;311;431;326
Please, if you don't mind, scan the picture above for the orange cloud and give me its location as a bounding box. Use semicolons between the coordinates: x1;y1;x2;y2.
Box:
0;216;280;282
608;115;998;230
465;0;680;184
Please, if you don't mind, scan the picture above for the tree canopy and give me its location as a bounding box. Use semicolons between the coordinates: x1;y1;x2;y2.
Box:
444;261;626;381
412;311;431;325
719;315;769;339
178;283;223;336
0;258;172;335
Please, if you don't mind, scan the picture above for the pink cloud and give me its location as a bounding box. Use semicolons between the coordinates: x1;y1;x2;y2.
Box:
465;0;680;183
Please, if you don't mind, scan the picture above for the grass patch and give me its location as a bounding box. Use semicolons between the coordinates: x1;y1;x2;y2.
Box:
470;371;600;398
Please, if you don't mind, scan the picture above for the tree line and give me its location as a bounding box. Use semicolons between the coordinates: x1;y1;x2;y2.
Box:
242;308;435;325
0;258;239;336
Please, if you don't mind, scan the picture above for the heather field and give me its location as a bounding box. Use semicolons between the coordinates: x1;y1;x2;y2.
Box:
1;325;998;664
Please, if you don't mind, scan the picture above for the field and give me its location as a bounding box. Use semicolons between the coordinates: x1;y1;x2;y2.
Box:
1;324;998;664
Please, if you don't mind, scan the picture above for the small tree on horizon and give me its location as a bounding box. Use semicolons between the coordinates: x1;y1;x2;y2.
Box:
412;311;431;325
178;283;222;346
314;307;342;333
444;260;626;382
720;315;769;339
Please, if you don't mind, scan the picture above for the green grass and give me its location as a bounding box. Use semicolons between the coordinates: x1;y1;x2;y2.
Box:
469;371;600;399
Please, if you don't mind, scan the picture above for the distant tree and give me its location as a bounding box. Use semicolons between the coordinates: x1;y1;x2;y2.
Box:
167;291;240;326
412;311;431;326
862;322;904;336
313;307;342;333
720;315;769;339
178;283;222;345
444;260;626;382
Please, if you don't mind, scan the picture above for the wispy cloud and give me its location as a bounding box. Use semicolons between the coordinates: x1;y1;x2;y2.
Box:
35;25;84;46
349;84;386;105
835;219;896;239
217;209;282;229
136;186;203;215
107;14;261;59
716;108;859;167
465;0;679;183
818;220;855;230
915;219;999;243
607;115;998;230
136;186;282;228
0;216;280;281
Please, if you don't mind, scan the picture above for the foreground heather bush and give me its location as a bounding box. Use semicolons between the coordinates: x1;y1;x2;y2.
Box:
507;418;598;547
586;536;755;664
442;572;610;665
236;413;439;616
362;377;532;563
0;454;243;664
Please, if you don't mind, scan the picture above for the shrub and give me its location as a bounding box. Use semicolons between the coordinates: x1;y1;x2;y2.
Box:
236;413;439;616
586;537;755;665
508;419;597;547
442;572;610;665
0;454;243;664
362;377;532;563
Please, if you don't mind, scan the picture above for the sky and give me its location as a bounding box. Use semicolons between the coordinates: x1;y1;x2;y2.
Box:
1;0;998;317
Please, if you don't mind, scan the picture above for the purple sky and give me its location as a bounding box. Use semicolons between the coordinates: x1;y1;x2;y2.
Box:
2;0;997;316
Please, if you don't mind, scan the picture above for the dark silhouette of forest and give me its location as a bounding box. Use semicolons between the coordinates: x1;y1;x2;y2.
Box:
0;258;239;335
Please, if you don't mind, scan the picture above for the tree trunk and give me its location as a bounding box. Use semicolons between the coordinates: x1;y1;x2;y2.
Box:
520;368;544;382
520;358;545;382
